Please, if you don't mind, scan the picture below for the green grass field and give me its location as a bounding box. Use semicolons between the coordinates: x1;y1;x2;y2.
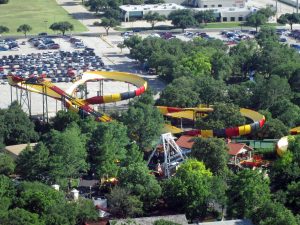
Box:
0;0;87;35
205;22;242;28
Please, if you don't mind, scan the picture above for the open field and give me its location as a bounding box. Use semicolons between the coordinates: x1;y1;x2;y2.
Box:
0;0;87;35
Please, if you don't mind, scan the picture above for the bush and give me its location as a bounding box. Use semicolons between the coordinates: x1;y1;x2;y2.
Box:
153;219;181;225
93;21;101;26
0;0;9;4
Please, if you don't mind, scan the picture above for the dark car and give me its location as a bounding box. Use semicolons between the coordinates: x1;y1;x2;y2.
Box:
38;32;48;36
48;44;60;49
132;28;141;32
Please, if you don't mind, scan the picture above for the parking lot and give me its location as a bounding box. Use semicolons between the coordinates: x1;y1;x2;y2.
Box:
0;34;165;115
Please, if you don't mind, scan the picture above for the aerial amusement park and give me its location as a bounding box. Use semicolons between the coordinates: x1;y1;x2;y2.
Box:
8;69;299;179
2;0;300;222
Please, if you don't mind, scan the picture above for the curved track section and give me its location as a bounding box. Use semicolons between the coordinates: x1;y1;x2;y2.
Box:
157;106;266;138
66;71;147;104
276;127;300;156
8;71;147;122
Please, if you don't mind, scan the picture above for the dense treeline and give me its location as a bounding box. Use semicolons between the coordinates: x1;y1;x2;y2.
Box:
122;25;300;223
0;93;164;224
125;26;300;139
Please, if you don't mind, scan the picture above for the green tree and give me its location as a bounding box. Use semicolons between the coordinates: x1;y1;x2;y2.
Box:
49;22;74;35
175;52;211;78
16;181;67;214
107;187;143;218
0;25;9;34
121;99;163;150
117;42;126;53
196;102;245;130
227;82;255;108
0;153;15;176
0;0;9;4
86;0;108;13
75;199;99;225
229;40;258;77
16;143;50;181
103;8;121;20
100;17;120;35
289;68;300;92
286;181;300;214
277;13;300;30
195;77;226;106
3;101;38;145
194;10;215;25
251;200;298;225
15;181;77;225
226;169;271;219
45;125;88;181
144;12;166;30
51;110;80;131
246;12;267;32
123;35;142;50
191;137;229;176
122;143;143;167
118;162;162;208
252;75;292;109
255;25;278;45
17;24;32;37
2;208;42;225
269;99;300;128
168;9;197;32
211;50;233;80
89;121;129;177
163;159;213;220
157;77;200;107
0;175;15;213
258;7;276;18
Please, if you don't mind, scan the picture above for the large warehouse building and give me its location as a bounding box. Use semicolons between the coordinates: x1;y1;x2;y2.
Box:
119;0;255;22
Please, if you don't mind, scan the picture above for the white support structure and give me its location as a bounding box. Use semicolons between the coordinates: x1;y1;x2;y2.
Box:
148;133;185;178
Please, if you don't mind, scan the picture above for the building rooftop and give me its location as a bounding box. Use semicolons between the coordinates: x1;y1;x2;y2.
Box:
193;6;257;13
228;143;253;156
199;219;253;225
4;143;37;158
120;3;256;13
176;135;196;149
111;214;188;225
120;3;185;12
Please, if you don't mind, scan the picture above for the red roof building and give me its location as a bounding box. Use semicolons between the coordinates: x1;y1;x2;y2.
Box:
227;143;253;165
175;135;195;149
176;136;254;166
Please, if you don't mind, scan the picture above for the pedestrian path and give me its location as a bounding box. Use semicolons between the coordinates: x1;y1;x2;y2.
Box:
56;0;110;33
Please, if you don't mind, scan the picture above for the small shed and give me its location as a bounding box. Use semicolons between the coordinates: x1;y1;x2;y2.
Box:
227;143;253;165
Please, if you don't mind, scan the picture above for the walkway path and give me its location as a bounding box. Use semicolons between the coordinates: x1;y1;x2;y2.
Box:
56;0;109;33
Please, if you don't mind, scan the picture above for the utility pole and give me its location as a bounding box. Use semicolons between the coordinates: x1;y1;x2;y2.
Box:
297;0;299;14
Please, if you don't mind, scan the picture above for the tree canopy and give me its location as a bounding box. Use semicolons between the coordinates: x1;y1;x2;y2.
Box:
49;22;74;35
17;24;32;37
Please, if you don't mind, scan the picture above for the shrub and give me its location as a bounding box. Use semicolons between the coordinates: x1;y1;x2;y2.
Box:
0;0;9;4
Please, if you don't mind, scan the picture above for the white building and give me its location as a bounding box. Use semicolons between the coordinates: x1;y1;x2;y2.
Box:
165;0;246;8
194;6;257;22
119;3;255;22
120;3;185;21
195;0;246;8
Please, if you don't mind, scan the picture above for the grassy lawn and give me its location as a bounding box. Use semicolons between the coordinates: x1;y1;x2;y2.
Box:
0;0;87;35
205;22;243;28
